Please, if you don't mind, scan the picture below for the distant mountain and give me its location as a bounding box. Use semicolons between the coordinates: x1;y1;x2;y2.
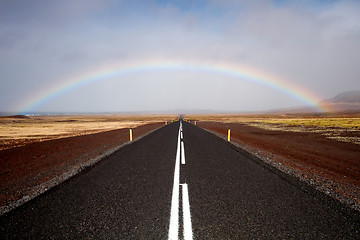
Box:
326;90;360;103
322;90;360;112
265;90;360;114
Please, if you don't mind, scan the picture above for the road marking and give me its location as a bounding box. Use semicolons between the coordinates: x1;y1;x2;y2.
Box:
168;121;193;240
181;141;186;165
168;126;181;240
181;183;193;240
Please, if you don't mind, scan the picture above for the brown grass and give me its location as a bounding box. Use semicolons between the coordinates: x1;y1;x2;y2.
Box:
0;114;178;150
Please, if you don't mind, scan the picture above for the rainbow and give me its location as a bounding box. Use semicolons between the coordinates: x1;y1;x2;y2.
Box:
17;60;330;113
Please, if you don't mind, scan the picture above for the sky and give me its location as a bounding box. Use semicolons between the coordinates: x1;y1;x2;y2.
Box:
1;0;359;113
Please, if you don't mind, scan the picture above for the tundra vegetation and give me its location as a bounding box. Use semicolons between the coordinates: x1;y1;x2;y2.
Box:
0;115;178;150
185;113;360;144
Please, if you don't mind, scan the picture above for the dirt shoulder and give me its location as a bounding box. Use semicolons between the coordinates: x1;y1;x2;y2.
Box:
0;122;163;214
197;121;360;211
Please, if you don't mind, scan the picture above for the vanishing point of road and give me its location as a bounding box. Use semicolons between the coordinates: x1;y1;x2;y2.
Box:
1;120;359;239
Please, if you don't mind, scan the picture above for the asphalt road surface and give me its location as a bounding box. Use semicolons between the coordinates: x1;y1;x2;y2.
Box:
1;120;359;239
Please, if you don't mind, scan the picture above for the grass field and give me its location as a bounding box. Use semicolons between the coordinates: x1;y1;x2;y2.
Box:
0;115;178;150
185;113;360;144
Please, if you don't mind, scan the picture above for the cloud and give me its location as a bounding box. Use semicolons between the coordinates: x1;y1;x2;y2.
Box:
1;0;360;112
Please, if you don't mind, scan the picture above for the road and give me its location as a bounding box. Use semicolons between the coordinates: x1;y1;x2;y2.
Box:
1;120;359;239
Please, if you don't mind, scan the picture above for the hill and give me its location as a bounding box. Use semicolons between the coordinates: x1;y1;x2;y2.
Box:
327;90;360;103
266;90;360;114
323;90;360;112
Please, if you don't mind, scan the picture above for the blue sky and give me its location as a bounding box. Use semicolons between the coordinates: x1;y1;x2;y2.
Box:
1;0;359;113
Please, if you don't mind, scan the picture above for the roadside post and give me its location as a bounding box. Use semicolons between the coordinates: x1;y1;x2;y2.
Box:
194;121;196;125
130;129;133;141
228;129;231;142
165;121;167;125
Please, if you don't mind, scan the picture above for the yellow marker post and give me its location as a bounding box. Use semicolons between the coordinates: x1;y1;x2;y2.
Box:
165;121;167;125
194;121;196;125
130;129;133;141
227;129;231;142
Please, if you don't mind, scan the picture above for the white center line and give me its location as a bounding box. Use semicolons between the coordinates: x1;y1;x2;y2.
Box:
181;141;186;165
181;183;193;240
168;126;181;240
169;121;193;240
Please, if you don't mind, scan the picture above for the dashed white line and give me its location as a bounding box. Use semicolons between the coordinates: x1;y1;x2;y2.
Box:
181;183;193;240
181;141;186;165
